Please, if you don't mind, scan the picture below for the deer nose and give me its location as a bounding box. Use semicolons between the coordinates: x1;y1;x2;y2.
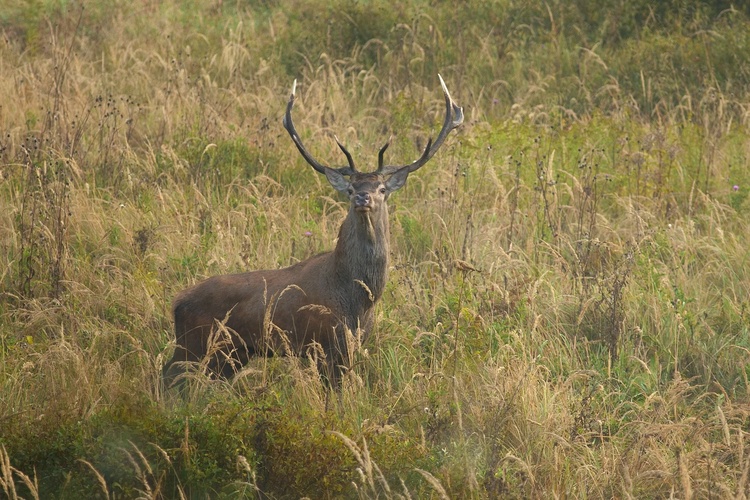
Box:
354;192;371;207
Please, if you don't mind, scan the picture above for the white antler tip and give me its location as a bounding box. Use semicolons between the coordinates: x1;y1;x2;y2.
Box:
291;79;297;97
438;73;452;99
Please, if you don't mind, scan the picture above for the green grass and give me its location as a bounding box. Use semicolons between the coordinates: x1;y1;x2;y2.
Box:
1;0;750;498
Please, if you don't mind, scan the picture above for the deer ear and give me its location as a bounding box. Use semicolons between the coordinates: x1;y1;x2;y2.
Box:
385;168;409;194
324;168;351;193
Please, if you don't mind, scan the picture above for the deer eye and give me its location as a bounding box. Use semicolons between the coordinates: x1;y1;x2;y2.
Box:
379;187;386;194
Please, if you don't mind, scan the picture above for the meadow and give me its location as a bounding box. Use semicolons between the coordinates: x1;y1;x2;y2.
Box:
1;0;750;498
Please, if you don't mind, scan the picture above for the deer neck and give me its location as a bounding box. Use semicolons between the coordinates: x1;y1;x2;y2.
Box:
333;206;390;302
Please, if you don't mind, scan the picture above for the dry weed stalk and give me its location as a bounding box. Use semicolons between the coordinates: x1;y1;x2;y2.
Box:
0;446;40;500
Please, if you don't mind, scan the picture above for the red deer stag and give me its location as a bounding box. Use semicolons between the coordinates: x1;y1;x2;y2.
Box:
163;75;463;387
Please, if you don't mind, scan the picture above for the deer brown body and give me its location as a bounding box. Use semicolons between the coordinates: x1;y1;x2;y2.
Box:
163;76;462;387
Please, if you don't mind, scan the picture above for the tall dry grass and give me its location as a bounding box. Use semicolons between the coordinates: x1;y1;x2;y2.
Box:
1;0;750;498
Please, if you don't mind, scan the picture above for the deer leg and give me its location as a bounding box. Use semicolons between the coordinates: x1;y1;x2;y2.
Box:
317;351;342;390
320;327;351;390
208;337;255;379
162;345;198;390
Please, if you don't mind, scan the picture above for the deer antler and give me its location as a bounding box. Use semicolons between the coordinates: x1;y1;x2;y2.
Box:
282;80;357;176
377;74;464;175
284;75;462;177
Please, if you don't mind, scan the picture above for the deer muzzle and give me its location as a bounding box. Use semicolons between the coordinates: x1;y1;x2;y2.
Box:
354;192;372;211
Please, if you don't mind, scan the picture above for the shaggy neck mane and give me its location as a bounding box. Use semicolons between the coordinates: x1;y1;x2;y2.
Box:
333;205;390;302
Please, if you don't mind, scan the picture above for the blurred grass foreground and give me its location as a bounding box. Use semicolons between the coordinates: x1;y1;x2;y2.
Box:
1;0;750;498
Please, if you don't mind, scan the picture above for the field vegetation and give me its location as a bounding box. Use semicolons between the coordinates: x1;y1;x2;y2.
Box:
2;0;750;497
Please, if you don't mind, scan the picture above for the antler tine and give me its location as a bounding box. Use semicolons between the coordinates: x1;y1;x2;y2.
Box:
282;79;356;176
380;74;464;176
334;136;357;173
376;139;391;172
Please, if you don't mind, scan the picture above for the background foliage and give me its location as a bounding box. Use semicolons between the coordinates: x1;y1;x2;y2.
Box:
1;0;750;498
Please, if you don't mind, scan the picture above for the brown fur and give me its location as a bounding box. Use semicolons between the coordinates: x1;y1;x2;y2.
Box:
163;174;397;386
